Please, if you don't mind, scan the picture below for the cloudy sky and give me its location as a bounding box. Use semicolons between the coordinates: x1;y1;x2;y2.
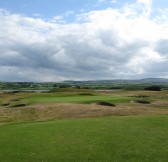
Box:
0;0;168;81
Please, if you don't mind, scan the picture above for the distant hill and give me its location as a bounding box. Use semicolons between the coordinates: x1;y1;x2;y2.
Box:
138;78;168;83
64;78;168;84
0;78;168;90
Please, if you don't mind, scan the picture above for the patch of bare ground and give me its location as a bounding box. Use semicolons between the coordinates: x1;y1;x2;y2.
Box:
0;103;168;126
107;90;168;97
150;100;168;109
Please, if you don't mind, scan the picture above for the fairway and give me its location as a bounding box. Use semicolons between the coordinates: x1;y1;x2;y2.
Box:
0;115;168;162
22;94;132;104
0;90;168;162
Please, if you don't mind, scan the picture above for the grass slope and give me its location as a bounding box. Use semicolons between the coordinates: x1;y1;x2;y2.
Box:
0;115;168;162
22;94;132;105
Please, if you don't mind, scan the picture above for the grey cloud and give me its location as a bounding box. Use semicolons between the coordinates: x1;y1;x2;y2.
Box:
0;6;168;81
155;39;168;56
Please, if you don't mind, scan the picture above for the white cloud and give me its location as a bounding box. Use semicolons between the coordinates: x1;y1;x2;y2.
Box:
136;0;152;17
0;1;168;81
111;0;118;4
137;0;152;5
98;0;106;3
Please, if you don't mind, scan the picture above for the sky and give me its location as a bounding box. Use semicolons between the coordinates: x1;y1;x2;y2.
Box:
0;0;168;81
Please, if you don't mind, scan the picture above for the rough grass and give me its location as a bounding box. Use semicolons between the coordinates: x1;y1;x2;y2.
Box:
0;90;168;125
0;115;168;162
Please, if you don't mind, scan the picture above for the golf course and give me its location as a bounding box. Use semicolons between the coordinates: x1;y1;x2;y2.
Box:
0;89;168;162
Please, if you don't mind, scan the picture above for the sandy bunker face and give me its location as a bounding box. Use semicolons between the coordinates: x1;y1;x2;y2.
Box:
95;102;115;107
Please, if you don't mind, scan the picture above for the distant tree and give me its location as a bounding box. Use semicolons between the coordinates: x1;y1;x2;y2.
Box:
76;86;81;89
53;84;58;87
59;84;70;88
83;87;89;89
144;85;161;91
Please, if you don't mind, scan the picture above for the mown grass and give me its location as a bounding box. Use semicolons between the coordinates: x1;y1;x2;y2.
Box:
22;94;133;105
0;115;168;162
